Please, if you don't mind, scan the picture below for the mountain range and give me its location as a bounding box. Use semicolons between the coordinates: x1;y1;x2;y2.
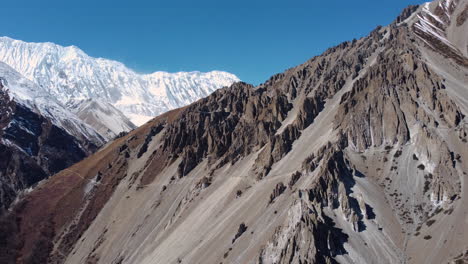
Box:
0;36;239;133
0;37;238;217
1;0;468;263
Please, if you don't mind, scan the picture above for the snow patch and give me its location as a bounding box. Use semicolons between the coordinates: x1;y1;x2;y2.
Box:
84;174;99;196
430;192;448;206
414;151;437;173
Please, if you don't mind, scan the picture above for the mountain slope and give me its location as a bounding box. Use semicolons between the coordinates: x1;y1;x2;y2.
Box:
0;37;240;127
0;63;105;212
1;0;467;263
66;99;136;140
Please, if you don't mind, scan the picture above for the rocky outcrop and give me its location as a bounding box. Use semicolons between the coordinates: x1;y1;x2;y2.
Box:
259;198;348;264
232;223;248;244
269;182;286;204
394;5;420;24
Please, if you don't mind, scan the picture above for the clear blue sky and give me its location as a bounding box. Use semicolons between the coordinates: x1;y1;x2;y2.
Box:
2;0;425;85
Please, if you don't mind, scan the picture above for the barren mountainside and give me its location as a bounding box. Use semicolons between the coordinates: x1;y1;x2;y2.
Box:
1;0;468;263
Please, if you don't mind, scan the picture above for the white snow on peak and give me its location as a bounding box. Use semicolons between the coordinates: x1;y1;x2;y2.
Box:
0;61;105;146
0;36;240;126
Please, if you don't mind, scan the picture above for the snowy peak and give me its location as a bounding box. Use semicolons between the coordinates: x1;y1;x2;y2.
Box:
0;61;105;147
0;37;88;81
0;36;240;127
144;70;239;108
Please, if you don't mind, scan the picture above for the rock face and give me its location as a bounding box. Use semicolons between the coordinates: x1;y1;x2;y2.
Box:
1;0;468;263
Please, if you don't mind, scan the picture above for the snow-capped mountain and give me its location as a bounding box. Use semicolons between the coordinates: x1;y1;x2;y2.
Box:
0;61;105;147
0;36;240;127
66;99;136;140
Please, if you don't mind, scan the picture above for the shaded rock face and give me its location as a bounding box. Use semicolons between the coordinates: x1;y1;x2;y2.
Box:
259;198;349;264
1;0;468;264
258;148;363;264
0;82;99;212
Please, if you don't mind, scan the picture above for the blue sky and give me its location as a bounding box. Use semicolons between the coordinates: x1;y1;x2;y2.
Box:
2;0;426;85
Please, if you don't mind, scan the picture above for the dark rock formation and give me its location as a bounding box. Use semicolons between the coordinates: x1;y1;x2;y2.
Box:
232;223;248;244
0;82;100;212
